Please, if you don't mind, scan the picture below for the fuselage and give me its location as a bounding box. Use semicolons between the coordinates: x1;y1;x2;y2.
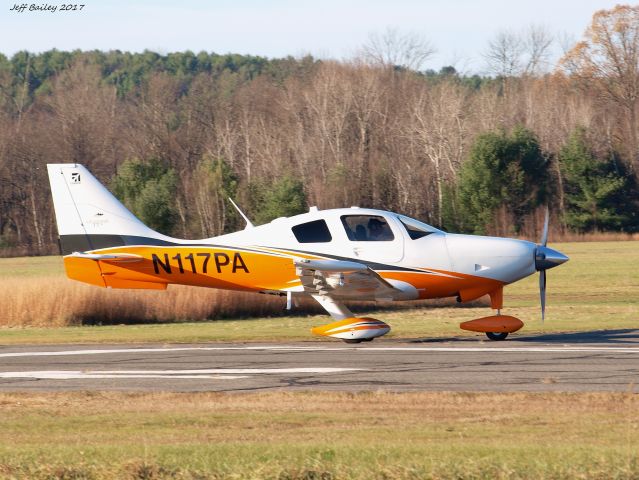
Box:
63;206;540;305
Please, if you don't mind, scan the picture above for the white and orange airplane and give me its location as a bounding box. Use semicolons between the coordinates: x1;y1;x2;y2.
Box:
47;163;568;342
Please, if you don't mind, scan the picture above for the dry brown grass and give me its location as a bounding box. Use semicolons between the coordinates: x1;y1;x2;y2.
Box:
3;389;635;416
0;277;288;327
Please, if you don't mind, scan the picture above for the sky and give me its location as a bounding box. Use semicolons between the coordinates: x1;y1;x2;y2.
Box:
0;0;625;73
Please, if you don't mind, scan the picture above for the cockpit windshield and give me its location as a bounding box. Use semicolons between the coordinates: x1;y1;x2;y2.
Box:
397;215;442;240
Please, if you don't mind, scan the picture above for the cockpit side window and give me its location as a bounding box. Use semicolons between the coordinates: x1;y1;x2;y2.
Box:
292;219;332;243
341;215;395;241
397;215;437;240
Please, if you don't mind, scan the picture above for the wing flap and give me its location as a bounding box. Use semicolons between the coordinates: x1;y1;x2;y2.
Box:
296;259;367;272
294;258;399;299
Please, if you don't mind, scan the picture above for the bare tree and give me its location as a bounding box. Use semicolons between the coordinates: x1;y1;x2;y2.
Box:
360;27;436;71
523;25;554;75
302;62;353;176
45;63;120;172
484;30;524;77
485;26;554;77
127;73;182;164
405;82;470;225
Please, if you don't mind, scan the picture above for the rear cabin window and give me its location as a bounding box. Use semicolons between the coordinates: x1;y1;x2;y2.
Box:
292;219;332;243
341;215;395;241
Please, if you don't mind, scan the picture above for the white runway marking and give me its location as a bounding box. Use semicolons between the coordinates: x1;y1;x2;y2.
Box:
0;367;362;381
0;371;248;380
0;345;639;359
97;368;362;374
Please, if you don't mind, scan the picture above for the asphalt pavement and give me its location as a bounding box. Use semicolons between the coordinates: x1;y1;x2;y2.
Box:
0;330;638;392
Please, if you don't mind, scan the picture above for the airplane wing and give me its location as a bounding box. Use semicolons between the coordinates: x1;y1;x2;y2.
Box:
294;258;399;299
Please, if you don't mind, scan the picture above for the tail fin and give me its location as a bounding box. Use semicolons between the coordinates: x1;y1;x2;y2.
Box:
47;164;173;255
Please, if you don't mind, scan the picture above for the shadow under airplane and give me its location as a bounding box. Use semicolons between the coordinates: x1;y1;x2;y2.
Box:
407;329;639;345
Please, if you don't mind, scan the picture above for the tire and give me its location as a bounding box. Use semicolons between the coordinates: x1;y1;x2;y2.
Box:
343;339;363;344
486;331;509;341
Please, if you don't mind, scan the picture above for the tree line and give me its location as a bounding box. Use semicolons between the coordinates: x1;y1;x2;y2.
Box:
1;5;638;255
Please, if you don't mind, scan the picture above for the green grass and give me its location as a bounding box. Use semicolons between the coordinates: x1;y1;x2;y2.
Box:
0;241;637;344
0;391;637;479
0;255;63;277
507;241;639;307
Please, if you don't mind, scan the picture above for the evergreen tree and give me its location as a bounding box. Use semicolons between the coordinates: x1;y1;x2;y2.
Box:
251;176;307;225
111;158;177;234
560;128;631;232
454;126;548;234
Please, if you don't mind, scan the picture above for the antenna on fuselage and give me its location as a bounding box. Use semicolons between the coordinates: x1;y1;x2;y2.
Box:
228;198;254;229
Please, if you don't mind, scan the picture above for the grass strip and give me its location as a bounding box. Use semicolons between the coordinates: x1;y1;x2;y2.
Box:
0;391;637;479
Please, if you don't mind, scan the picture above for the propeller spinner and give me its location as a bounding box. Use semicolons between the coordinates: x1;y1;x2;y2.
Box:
534;208;569;321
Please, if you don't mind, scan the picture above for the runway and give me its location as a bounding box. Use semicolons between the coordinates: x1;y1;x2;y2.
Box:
1;330;638;392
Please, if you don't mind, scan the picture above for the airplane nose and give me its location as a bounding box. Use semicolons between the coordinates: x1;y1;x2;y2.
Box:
535;246;569;271
445;234;538;284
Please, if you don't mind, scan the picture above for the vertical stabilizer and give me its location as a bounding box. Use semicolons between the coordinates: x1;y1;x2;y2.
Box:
47;164;172;254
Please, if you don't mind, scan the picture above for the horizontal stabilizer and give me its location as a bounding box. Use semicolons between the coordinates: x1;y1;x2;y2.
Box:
68;252;144;263
63;255;166;290
102;277;167;290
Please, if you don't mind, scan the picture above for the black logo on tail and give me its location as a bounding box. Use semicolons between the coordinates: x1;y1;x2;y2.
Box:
70;172;81;184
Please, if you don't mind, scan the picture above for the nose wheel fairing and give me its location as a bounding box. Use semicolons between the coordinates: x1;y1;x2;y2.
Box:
459;315;524;334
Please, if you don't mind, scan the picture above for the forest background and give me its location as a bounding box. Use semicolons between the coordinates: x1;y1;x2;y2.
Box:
1;5;639;256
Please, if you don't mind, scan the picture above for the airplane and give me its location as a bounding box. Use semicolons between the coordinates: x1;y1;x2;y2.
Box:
47;163;569;343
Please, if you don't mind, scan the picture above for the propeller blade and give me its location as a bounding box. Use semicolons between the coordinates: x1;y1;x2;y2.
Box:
539;270;546;322
540;206;549;247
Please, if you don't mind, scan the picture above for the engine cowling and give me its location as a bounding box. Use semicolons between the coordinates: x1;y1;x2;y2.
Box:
312;317;390;342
